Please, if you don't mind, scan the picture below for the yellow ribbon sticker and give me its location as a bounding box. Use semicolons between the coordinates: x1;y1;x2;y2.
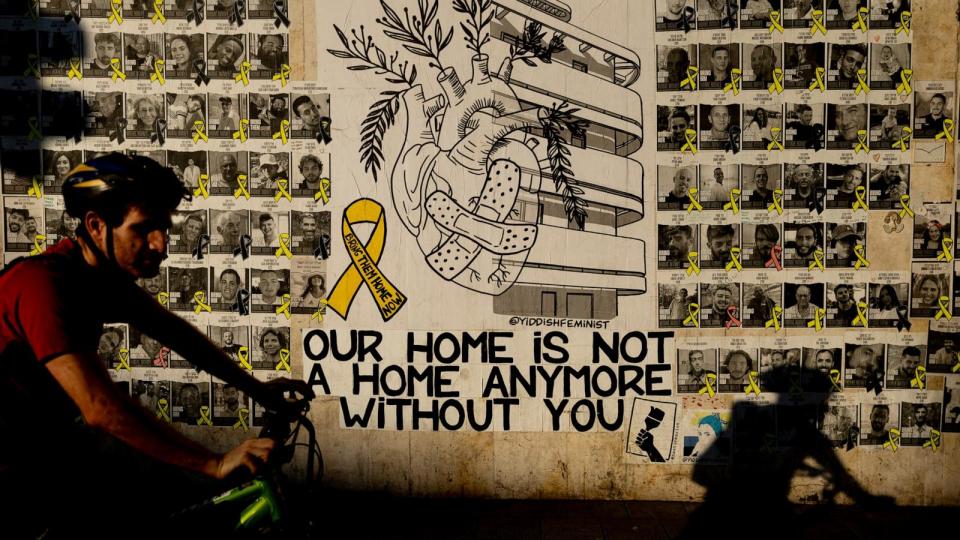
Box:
67;57;83;80
192;119;208;143
233;174;251;199
768;67;784;95
809;66;826;93
27;176;43;198
682;303;700;328
29;234;46;256
896;11;911;35
764;305;783;331
157;292;169;306
194;174;210;199
193;291;212;313
110;57;126;81
854;68;869;95
27;117;41;141
686;251;701;276
115;347;130;371
24;53;40;79
807;307;825;331
923;430;941;451
314;178;332;204
743;371;761;395
829;369;842;392
768;10;784;33
883;428;900;451
276;348;291;372
768;189;783;215
935;119;955;143
680;128;697;154
686;187;702;213
910;366;926;390
725;247;742;272
108;0;123;25
680;66;698;91
852;186;868;211
234;407;249;431
311;299;329;323
275;233;293;259
938;236;954;262
233;118;249;142
853;244;870;269
275;293;291;319
723;68;741;96
852;301;868;328
894;127;911;152
898;195;914;218
238;346;252;371
935;295;952;320
197;406;212;426
272;119;290;144
851;6;868;32
723;188;741;215
151;0;166;23
766;127;784;151
953;353;960;373
274;178;292;202
808;248;825;271
150;59;165;85
272;64;292;87
698;373;717;398
896;69;912;95
810;9;827;35
854;129;870;153
157;398;171;422
327;199;408;321
234;60;251;86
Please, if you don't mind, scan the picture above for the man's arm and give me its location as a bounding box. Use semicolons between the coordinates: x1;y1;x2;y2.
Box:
46;351;272;479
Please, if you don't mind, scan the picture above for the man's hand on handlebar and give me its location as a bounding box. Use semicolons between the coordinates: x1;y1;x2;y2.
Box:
208;438;276;480
257;378;315;418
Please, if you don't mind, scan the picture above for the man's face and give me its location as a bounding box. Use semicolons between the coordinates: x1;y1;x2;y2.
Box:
751;46;773;77
794;0;812;14
301;215;318;241
839;49;866;79
180;386;200;414
98;331;120;357
836;238;854;260
221;101;231;113
220;272;239;301
673;168;692;193
944;339;955;353
142;334;161;357
220;155;238;180
259;271;280;298
217;41;242;66
709;233;733;261
24;218;36;234
179;272;192;289
668;231;691;259
794;166;814;190
666;49;690;80
142;274;163;295
669;117;691;144
795;286;811;308
756;230;775;255
902;354;920;373
259;217;276;238
815;351;834;372
870;407;889;432
713;287;732;311
771;352;786;368
301;158;321;183
259;35;282;58
835;286;851;304
690;351;704;371
709;106;730;132
930;96;945;116
223;330;234;345
754;167;768;189
187;98;201;113
713;168;724;183
137;100;158;126
914;406;928;425
218;214;241;245
224;386;239;407
134;36;150;55
296;100;321;129
270;98;285;114
800;109;813;125
98;94;117;116
835;104;866;140
95;38;117;65
711;49;730;73
105;205;170;279
839;0;859;14
667;0;685;14
855;348;877;375
728;354;749;379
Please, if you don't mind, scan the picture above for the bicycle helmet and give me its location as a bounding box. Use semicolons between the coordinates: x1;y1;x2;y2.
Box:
62;152;191;264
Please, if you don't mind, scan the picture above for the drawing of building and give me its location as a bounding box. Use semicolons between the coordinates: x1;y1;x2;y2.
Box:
488;0;645;320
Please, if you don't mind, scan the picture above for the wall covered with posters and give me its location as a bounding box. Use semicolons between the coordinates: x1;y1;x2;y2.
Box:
1;0;959;506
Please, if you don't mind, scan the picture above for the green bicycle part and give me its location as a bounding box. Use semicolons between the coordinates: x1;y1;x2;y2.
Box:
211;478;283;530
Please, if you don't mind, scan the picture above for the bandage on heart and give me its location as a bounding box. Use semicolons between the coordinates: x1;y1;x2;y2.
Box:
425;159;538;279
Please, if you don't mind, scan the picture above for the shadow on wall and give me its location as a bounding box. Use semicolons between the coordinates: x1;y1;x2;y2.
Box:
675;366;895;540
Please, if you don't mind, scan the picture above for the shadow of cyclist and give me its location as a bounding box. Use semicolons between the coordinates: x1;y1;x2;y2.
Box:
675;365;894;540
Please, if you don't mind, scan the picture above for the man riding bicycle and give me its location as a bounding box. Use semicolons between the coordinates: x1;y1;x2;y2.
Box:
0;153;310;537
